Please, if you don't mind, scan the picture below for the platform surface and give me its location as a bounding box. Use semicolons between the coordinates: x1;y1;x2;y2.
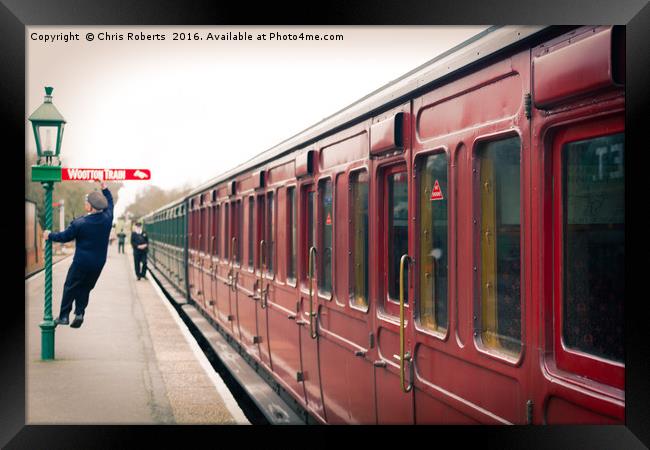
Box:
26;243;248;425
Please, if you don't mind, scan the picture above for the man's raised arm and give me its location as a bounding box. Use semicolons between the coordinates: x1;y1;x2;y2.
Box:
101;181;114;219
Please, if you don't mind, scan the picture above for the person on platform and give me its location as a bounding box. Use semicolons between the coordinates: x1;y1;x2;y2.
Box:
117;229;126;254
44;181;113;329
131;221;149;280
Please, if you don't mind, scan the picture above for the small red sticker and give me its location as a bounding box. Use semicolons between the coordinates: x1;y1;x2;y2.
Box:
430;180;443;201
326;212;332;225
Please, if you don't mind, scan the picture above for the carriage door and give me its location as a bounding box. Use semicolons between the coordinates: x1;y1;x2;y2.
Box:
256;192;272;367
298;183;326;422
375;163;415;424
230;198;243;341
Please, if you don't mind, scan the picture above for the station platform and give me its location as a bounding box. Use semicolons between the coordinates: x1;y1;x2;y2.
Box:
25;243;249;425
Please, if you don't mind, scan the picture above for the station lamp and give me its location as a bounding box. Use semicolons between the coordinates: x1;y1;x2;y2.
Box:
29;86;66;165
28;86;66;360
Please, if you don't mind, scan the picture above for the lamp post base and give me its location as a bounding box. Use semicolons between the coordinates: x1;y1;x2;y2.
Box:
39;320;56;360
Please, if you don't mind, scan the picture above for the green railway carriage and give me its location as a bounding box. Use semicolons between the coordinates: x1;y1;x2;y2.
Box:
143;199;188;297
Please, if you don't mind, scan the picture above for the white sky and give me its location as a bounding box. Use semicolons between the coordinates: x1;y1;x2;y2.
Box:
27;26;486;217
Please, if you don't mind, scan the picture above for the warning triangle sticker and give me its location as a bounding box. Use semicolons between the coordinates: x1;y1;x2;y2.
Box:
326;212;332;225
430;180;444;201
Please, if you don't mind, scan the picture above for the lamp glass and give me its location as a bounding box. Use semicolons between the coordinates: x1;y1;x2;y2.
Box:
39;126;59;154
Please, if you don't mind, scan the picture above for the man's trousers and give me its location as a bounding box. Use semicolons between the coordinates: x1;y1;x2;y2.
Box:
59;262;103;319
134;251;148;278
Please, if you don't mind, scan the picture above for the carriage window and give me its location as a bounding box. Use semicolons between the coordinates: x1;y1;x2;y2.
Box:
418;153;448;331
266;192;274;274
563;133;624;362
248;197;254;268
224;203;230;259
257;195;265;270
214;204;220;257
350;171;368;308
205;206;211;253
200;207;206;253
478;136;521;356
237;199;243;264
319;179;333;295
388;171;409;302
287;187;297;281
303;188;315;281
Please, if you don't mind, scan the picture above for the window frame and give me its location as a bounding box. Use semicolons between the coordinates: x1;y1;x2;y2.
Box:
265;189;276;279
224;202;230;260
247;195;255;271
382;163;409;316
551;116;625;389
235;198;243;267
348;167;370;312
286;184;298;287
214;203;220;259
199;203;206;255
301;183;316;287
472;131;525;366
414;148;450;339
317;176;334;300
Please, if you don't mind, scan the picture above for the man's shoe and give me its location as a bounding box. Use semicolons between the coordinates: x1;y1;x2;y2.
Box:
54;317;69;326
70;315;84;328
137;276;141;281
141;276;147;280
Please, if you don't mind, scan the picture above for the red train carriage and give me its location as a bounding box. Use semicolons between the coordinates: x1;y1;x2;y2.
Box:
144;25;625;424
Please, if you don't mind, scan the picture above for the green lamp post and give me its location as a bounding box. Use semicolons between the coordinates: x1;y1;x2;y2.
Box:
28;86;65;360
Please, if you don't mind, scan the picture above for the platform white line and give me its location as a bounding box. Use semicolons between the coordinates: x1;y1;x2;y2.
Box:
145;270;250;425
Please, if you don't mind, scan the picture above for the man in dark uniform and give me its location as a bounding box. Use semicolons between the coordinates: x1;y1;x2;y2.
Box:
44;181;113;328
131;221;149;280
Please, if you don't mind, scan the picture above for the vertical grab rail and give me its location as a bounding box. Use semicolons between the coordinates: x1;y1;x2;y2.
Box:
308;246;318;339
229;236;237;291
399;254;413;393
259;240;267;309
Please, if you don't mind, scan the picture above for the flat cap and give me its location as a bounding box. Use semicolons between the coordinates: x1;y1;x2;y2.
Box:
86;191;108;210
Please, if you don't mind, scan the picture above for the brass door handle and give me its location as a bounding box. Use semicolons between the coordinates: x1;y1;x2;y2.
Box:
259;240;267;309
399;253;413;393
308;246;318;339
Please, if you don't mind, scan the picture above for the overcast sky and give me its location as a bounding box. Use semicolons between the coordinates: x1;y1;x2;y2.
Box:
27;26;486;217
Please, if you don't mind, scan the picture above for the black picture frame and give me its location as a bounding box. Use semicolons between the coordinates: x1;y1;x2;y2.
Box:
4;0;648;448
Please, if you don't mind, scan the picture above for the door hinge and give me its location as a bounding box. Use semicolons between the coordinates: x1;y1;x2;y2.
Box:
296;371;304;382
369;332;375;349
524;93;532;120
253;335;261;344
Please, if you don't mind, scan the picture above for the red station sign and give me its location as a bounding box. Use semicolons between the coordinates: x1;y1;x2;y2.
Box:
61;168;151;181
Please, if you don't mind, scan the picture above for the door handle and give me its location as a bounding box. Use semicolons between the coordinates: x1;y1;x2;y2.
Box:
399;253;413;393
230;237;237;292
308;246;318;339
259;240;267;309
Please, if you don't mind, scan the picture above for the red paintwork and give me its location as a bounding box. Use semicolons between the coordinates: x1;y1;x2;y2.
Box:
295;150;314;178
370;112;404;155
533;27;617;108
172;26;624;424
